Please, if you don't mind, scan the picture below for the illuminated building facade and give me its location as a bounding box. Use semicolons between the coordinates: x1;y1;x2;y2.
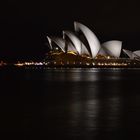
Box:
47;22;122;58
45;22;140;67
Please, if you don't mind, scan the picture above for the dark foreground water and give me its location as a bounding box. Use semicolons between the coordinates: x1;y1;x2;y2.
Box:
1;68;140;140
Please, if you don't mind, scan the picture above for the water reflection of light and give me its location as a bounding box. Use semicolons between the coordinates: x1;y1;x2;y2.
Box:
44;68;125;82
70;101;81;127
106;97;121;129
69;82;99;138
45;68;101;82
69;99;99;131
68;75;122;139
85;99;99;131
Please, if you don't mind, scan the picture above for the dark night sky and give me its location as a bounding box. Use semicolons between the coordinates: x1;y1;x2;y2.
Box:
0;0;140;61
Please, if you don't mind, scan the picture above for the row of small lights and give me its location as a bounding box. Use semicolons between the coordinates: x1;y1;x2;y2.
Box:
97;62;128;66
14;62;44;67
48;61;128;66
51;61;91;65
14;61;92;66
14;62;129;67
0;60;137;67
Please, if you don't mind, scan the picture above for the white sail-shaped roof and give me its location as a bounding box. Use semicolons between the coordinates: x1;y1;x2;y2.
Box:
63;31;81;54
62;31;90;55
74;21;101;58
133;51;140;58
123;49;134;59
47;36;65;52
67;41;78;53
51;37;66;52
99;40;122;57
81;43;90;56
47;36;77;53
47;36;53;50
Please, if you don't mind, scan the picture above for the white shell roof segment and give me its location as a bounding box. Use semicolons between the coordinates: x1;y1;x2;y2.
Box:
63;31;81;54
133;51;140;58
50;37;66;52
67;41;78;53
81;43;90;56
74;21;101;58
100;40;122;57
47;36;53;50
62;31;90;55
123;49;134;59
49;36;78;53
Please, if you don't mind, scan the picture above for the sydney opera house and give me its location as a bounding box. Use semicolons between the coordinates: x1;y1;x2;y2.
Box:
45;22;140;68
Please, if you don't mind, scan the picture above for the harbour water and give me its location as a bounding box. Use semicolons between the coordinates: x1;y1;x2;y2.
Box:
1;68;140;140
